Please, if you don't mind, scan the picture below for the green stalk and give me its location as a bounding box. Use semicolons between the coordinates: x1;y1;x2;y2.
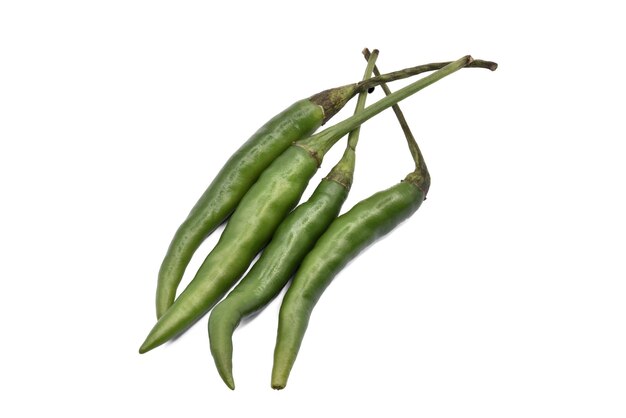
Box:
298;55;474;163
363;48;427;174
310;57;497;123
324;50;378;189
357;59;497;94
347;49;379;150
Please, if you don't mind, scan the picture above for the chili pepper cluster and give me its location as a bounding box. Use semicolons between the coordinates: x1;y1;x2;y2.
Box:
139;49;497;389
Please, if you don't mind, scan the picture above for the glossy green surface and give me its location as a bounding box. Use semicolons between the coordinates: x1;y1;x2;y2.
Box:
141;146;318;353
155;100;323;318
271;181;425;389
208;176;350;389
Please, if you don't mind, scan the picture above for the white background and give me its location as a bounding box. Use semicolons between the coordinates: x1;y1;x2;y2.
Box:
1;1;625;416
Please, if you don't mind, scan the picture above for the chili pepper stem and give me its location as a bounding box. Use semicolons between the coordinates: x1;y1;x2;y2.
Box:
323;49;379;189
299;55;474;163
363;48;431;194
347;49;379;150
358;59;497;93
309;58;496;123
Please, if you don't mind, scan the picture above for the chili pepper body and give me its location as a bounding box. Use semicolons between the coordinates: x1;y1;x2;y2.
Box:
156;100;324;318
141;146;318;353
208;148;354;389
271;180;425;389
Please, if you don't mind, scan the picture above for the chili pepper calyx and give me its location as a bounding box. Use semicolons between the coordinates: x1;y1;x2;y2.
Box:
404;170;431;196
309;85;359;124
324;147;355;190
292;143;323;167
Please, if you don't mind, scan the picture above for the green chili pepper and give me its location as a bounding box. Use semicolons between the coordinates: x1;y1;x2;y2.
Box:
207;50;380;390
155;58;497;318
140;55;476;355
270;50;495;389
271;181;425;390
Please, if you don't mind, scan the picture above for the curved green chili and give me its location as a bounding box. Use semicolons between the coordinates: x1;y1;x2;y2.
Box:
207;50;379;390
155;58;497;318
271;50;464;389
140;55;474;354
271;181;425;389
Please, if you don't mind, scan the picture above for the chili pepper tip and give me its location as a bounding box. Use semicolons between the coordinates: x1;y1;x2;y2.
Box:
138;340;151;354
224;378;235;390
